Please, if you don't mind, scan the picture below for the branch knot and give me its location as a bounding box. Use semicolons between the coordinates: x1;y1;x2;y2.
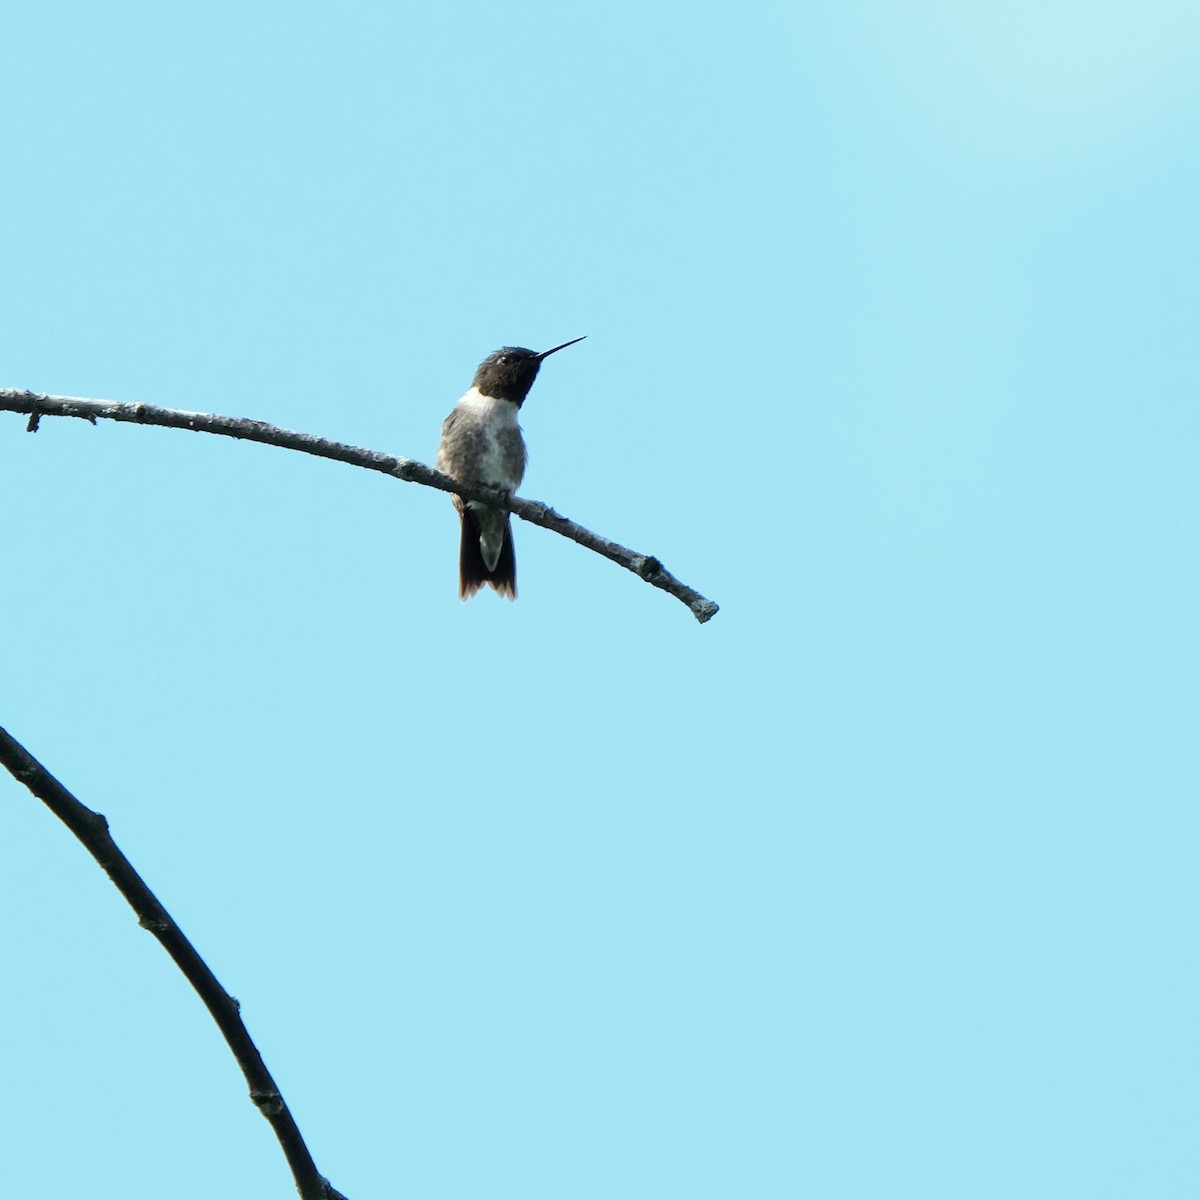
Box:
250;1088;285;1116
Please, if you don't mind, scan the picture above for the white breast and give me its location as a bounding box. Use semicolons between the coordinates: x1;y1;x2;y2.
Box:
453;386;525;489
455;386;520;424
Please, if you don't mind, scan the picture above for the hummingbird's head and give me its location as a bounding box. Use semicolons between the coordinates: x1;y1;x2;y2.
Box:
473;337;585;405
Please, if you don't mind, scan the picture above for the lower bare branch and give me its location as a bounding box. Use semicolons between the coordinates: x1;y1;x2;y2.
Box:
0;724;348;1200
0;388;719;623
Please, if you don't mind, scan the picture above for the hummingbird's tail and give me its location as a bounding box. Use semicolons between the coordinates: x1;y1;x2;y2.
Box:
457;504;517;601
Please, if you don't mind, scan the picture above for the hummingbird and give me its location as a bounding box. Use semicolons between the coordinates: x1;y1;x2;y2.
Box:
437;337;585;600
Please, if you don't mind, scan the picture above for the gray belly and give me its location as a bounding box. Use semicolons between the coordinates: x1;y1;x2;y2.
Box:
439;421;526;491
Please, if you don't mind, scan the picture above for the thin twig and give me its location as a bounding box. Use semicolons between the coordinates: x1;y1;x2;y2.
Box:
0;388;719;623
0;724;349;1200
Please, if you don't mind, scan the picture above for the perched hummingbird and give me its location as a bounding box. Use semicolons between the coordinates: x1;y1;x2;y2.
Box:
437;337;585;600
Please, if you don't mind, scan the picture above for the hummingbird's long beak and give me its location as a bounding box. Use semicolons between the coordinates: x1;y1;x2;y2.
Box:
534;336;587;361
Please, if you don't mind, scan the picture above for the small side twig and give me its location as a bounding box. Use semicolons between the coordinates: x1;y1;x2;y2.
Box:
0;724;348;1200
0;388;719;622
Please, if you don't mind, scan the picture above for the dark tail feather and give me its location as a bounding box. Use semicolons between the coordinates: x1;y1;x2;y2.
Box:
458;506;517;601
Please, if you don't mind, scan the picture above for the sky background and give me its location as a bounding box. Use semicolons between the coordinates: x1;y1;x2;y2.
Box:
2;2;1197;1197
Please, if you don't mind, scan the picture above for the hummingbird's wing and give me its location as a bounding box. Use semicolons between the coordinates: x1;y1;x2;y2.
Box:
437;409;470;520
437;408;463;475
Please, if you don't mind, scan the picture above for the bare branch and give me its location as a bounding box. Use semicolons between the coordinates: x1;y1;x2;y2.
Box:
0;724;349;1200
1;388;719;623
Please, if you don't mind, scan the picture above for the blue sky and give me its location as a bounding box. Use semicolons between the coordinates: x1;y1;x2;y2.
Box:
2;2;1197;1197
